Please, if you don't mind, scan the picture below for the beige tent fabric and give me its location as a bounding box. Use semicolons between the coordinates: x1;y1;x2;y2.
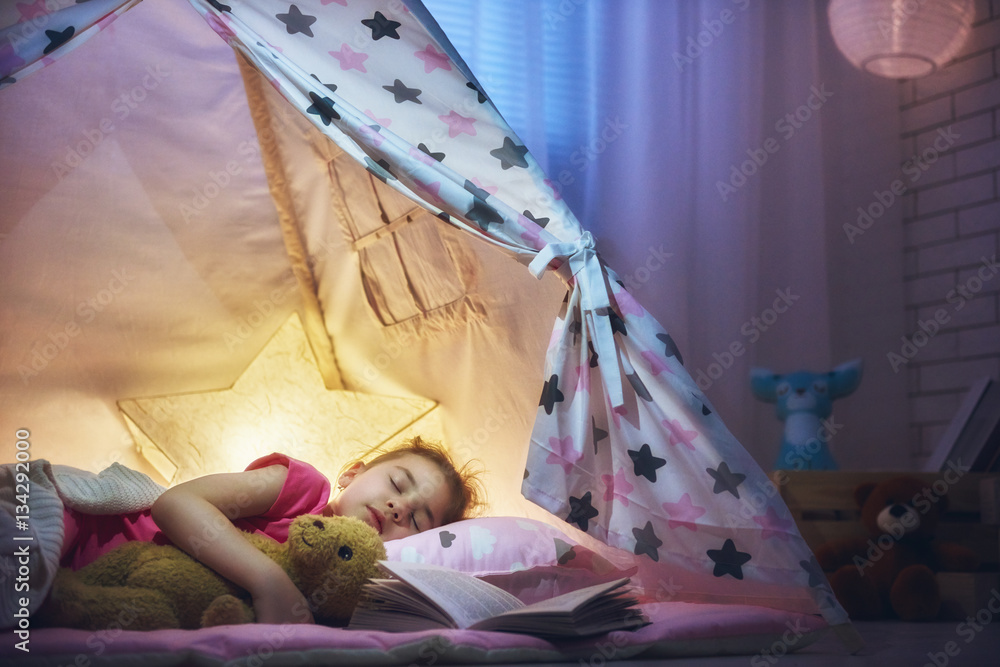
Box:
239;55;343;389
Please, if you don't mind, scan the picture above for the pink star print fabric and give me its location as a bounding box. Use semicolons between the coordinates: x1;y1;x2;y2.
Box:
0;0;142;87
189;0;846;627
0;0;848;630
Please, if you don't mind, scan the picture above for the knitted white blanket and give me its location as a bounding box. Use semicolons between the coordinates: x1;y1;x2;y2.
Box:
0;460;165;629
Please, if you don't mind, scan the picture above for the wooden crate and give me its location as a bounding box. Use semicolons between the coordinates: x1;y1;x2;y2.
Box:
772;471;1000;618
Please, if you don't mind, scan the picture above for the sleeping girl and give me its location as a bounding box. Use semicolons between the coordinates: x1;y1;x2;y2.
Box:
58;437;485;625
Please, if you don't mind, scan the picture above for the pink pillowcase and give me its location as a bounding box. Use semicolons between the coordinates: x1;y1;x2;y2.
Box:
383;516;637;604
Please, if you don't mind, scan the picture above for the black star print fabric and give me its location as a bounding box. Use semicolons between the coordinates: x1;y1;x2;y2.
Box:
176;0;847;629
0;0;143;87
276;4;317;37
6;0;849;631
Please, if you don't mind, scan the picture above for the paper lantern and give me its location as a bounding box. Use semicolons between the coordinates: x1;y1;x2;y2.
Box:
119;312;443;485
828;0;975;78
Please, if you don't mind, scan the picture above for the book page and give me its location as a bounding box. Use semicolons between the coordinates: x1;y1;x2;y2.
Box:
469;578;644;636
377;561;525;629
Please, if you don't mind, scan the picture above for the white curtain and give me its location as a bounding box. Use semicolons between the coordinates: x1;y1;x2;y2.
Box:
424;0;910;469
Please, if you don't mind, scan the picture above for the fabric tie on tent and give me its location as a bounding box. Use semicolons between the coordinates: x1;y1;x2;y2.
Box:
1;0;858;646
529;231;625;410
182;0;853;639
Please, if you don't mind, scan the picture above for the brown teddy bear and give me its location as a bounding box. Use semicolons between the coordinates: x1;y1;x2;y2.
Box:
37;514;386;630
815;475;979;621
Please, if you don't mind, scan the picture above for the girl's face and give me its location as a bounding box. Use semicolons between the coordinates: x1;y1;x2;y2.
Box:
325;453;452;541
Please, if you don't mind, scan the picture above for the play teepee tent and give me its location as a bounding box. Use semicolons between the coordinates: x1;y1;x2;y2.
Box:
1;0;860;658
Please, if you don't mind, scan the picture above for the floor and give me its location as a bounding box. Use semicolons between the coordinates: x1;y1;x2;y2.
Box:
485;620;1000;666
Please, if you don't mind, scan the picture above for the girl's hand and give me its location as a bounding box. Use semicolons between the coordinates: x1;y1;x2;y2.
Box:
251;574;314;625
151;464;316;625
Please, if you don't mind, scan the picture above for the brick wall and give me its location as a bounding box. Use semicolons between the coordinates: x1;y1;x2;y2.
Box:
900;0;1000;465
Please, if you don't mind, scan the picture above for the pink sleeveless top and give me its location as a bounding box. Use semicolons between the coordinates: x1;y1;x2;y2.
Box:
60;453;331;570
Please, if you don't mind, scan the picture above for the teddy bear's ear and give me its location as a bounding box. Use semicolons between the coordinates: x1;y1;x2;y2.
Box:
854;481;878;508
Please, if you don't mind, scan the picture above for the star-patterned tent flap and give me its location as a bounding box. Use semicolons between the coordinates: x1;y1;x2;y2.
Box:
0;0;141;87
181;0;853;637
2;0;856;643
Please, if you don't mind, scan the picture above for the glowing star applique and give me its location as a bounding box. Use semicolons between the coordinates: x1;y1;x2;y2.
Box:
753;506;795;541
662;493;707;531
117;314;440;486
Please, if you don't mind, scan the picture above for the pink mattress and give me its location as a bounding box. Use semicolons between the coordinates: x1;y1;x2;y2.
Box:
5;602;829;665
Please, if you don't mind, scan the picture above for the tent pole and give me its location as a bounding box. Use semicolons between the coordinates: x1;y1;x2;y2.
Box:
236;54;344;390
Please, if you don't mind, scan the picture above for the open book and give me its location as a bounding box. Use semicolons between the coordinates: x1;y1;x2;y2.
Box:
347;560;647;638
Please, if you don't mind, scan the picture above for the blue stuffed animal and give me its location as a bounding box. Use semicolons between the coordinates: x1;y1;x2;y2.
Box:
750;359;863;470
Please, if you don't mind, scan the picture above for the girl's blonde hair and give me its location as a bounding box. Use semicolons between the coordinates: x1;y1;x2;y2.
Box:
346;437;486;525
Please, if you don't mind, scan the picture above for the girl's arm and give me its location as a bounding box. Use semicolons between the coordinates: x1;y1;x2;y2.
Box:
150;464;314;624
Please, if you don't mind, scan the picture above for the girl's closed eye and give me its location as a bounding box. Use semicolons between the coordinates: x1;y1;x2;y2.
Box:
390;475;420;531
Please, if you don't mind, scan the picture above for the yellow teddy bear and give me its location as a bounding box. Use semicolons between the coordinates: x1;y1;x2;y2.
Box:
37;514;386;630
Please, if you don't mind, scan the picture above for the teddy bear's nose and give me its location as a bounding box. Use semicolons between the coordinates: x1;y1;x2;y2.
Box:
795;388;806;396
889;504;907;518
313;519;325;530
